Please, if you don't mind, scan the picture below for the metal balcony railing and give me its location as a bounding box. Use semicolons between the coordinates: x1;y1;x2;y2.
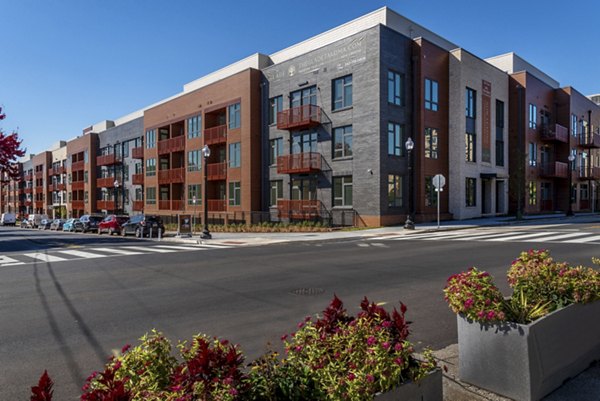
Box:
132;147;144;159
158;136;185;154
277;105;322;130
132;173;144;185
207;199;227;211
540;123;568;143
157;168;185;184
204;125;228;145
207;162;227;180
97;154;118;166
539;162;568;178
277;152;322;174
133;200;144;211
72;161;85;171
277;199;325;219
97;177;116;188
71;181;85;190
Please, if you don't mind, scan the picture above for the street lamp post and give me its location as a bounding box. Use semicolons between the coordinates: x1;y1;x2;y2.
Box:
404;137;415;230
114;179;120;214
201;144;211;239
567;153;575;217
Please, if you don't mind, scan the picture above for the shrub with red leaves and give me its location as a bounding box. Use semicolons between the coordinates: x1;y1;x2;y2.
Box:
30;370;53;401
80;358;132;401
0;107;26;182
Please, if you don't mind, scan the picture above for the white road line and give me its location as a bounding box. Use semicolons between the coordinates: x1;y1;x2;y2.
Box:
91;247;143;255
0;255;25;266
453;231;532;241
420;232;486;240
484;232;559;242
120;246;176;253
563;235;600;243
22;253;69;263
56;250;107;259
152;245;203;250
195;243;232;248
522;232;590;242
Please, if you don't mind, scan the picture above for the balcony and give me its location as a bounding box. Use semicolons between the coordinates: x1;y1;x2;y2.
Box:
97;200;113;210
579;166;600;180
97;154;118;166
277;105;322;130
158;167;185;184
35;171;43;179
72;200;85;210
207;162;227;180
72;160;85;171
158;136;185;155
24;188;33;194
24;174;33;181
277;153;322;174
25;200;32;207
48;183;67;192
132;147;144;159
133;200;144;211
35;201;45;209
35;186;44;193
71;181;85;190
204;125;227;145
132;173;144;185
171;200;184;210
539;162;568;179
207;199;226;212
540;124;568;143
49;166;66;176
97;177;116;188
579;130;600;148
277;199;324;219
159;200;170;210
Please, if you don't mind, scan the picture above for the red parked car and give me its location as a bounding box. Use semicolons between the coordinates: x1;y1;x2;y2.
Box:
98;215;129;236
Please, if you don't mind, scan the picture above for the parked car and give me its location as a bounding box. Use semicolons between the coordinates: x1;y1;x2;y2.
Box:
121;214;165;238
79;214;104;233
20;219;32;229
28;214;49;229
0;212;17;226
63;218;83;232
38;219;52;230
50;219;66;231
98;215;129;236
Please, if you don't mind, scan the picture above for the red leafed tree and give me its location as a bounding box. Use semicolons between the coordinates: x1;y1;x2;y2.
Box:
0;107;26;183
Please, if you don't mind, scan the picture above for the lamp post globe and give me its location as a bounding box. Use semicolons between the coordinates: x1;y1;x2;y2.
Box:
404;137;415;230
201;145;212;239
567;154;575;217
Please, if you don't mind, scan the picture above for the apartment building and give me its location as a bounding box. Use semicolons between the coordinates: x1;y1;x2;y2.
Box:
66;131;98;217
48;142;68;218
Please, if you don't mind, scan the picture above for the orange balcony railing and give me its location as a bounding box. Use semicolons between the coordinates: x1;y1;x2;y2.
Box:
132;173;144;185
34;201;45;209
579;166;600;180
158;167;185;184
97;200;113;210
158;136;185;154
48;183;67;192
24;187;33;194
277;105;322;130
171;200;184;210
133;200;144;211
72;161;85;171
277;199;324;219
97;154;118;166
35;171;44;179
207;162;227;180
540;124;568;143
207;199;226;212
159;200;170;210
132;147;144;159
48;166;65;176
97;177;116;188
204;125;227;145
72;200;85;210
277;153;322;174
539;162;568;179
24;174;33;181
71;181;85;190
25;200;32;207
35;186;44;193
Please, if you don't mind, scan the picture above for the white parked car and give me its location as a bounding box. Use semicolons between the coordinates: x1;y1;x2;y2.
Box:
0;213;17;226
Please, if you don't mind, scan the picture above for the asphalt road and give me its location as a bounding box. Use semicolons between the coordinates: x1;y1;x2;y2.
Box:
0;223;598;399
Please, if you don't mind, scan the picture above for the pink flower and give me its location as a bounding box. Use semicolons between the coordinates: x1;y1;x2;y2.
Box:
394;343;403;351
121;344;131;354
382;341;390;349
229;388;238;395
297;322;304;329
394;357;404;365
366;374;374;383
463;298;474;309
281;334;288;341
487;310;495;320
347;372;355;381
367;336;376;346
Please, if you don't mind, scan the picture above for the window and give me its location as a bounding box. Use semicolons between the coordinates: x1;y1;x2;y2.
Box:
269;138;283;165
425;78;439;111
465;132;476;162
571;114;578;137
122;141;130;158
466;87;476;118
84;150;88;164
528;181;537;205
123;165;129;182
425;176;437;207
424;128;438;159
388;123;404;156
388;71;403;106
269;96;283;125
529;104;537;129
388;175;403;207
333;126;353;158
146;129;156;148
570;148;577;170
541;182;551;202
291;131;317;154
291;178;317;200
188;184;201;205
465;178;476;207
187;115;201;138
146;158;156;176
580;183;589;200
229;142;241;168
228;182;241;206
84;171;88;183
332;75;352;110
124;189;129;205
188;151;200;172
496;100;504;167
84;191;88;203
333;176;353;207
146;187;156;205
135;188;143;201
528;143;537;166
228;103;241;129
269;180;283;207
291;86;317;107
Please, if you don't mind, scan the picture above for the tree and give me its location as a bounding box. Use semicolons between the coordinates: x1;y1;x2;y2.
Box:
0;107;26;183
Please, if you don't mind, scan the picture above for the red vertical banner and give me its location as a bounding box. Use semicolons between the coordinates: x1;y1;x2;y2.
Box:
482;80;492;163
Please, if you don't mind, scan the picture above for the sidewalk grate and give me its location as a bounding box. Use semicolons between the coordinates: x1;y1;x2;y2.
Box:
290;287;324;296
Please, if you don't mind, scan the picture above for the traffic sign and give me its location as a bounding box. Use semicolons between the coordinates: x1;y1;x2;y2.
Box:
433;174;446;189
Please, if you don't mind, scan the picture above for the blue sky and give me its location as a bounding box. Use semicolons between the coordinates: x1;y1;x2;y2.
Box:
1;0;598;155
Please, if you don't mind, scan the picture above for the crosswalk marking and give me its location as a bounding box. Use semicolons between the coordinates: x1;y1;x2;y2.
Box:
484;232;559;241
522;232;588;242
56;250;107;259
22;253;69;263
195;243;233;248
563;235;600;243
120;246;176;253
0;255;24;266
453;232;522;241
91;247;143;255
153;245;205;250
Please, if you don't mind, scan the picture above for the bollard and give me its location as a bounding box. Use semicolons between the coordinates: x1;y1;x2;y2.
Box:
158;228;162;241
150;227;153;239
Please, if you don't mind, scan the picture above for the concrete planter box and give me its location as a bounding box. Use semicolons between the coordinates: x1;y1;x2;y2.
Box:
458;301;600;401
374;368;442;401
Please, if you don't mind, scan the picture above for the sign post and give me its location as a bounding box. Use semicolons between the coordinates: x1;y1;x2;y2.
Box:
432;174;446;229
192;196;197;234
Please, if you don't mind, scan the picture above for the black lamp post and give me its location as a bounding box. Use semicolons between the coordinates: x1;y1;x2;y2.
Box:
114;179;120;214
404;137;415;230
567;153;575;216
201;144;212;239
